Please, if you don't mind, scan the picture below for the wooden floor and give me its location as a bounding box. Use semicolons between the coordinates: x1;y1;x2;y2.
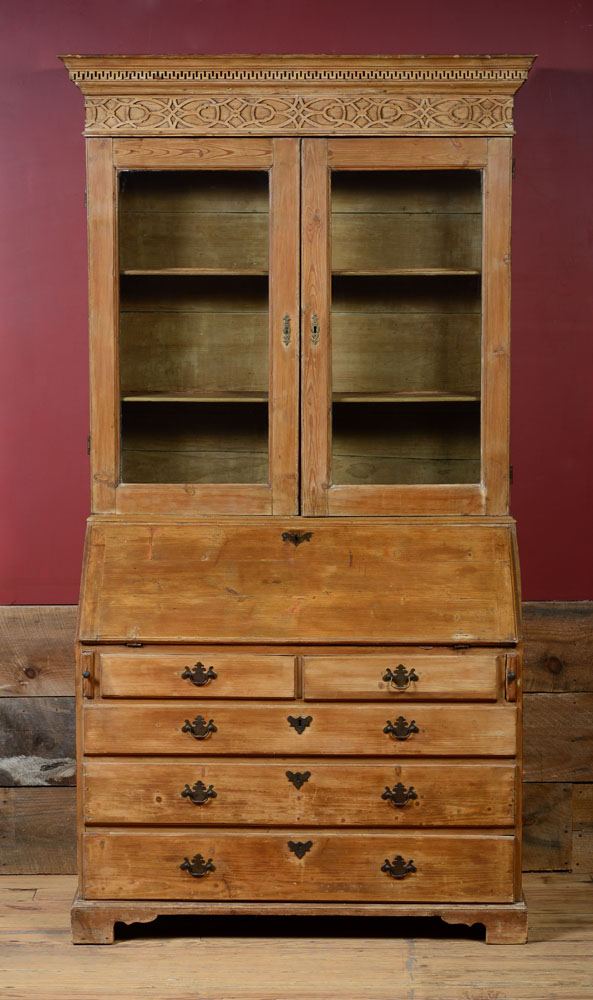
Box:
1;874;592;999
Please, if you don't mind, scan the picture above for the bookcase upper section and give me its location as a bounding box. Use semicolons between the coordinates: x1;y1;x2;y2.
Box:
59;54;535;137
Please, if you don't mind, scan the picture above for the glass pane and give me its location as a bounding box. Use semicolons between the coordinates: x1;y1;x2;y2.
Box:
117;171;269;485
331;170;482;486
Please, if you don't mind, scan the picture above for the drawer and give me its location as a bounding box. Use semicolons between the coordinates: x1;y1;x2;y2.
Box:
98;652;296;699
303;651;501;701
83;702;517;756
83;759;516;827
83;829;516;901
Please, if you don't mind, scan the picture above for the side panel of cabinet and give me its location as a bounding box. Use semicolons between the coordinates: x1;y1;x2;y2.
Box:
87;138;118;513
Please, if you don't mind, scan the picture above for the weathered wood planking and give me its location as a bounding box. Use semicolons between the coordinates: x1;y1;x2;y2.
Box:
523;602;593;692
522;783;572;871
7;872;593;996
0;605;77;696
0;698;75;786
0;788;76;873
523;694;593;783
572;785;593;874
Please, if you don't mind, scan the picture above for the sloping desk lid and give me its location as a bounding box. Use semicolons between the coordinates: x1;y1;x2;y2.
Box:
79;519;520;645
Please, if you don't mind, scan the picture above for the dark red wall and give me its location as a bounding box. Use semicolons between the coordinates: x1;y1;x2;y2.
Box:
1;0;592;603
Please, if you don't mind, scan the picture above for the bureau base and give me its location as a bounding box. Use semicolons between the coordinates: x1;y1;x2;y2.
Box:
71;893;527;946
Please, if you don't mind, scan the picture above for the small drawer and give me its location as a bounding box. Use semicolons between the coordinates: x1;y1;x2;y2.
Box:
303;651;501;701
83;758;516;828
83;702;517;757
98;652;296;699
83;829;516;902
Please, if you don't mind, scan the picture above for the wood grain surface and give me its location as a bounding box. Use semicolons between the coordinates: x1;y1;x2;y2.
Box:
82;758;516;828
303;651;501;701
77;519;519;644
7;872;593;996
99;652;296;699
83;701;517;756
83;829;516;902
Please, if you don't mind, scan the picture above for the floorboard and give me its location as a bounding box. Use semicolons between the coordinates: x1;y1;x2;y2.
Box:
0;874;592;998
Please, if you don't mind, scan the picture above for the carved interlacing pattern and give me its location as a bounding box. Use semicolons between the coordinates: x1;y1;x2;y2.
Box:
85;94;514;134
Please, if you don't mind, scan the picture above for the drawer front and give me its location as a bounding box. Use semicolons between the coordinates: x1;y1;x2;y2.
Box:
83;829;515;901
83;702;517;756
83;759;516;827
304;652;501;701
99;652;296;699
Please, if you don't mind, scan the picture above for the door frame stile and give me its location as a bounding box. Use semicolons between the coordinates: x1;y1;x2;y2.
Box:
301;138;331;515
270;138;301;515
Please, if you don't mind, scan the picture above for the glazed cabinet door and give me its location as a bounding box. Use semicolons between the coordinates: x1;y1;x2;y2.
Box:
301;137;512;516
87;137;299;515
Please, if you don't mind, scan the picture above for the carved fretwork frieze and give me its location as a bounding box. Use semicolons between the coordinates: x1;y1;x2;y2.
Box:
84;93;515;136
68;65;531;88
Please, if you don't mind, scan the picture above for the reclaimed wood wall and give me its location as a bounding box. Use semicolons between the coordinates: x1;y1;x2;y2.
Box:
0;604;591;874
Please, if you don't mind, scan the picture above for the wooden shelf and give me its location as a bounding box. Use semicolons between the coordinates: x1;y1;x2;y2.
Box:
120;269;269;276
122;392;268;403
332;392;480;403
332;269;481;277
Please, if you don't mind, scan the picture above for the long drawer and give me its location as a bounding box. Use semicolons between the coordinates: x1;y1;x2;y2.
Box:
303;652;501;701
83;702;517;756
83;829;516;902
99;652;296;699
83;759;516;827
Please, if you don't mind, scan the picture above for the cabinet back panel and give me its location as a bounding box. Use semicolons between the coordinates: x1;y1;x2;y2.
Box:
120;213;269;271
120;401;268;484
332;402;480;485
332;314;480;394
119;172;269;213
332;274;481;313
118;171;269;271
331;171;482;214
331;171;482;273
332;215;481;272
120;274;269;312
119;312;269;395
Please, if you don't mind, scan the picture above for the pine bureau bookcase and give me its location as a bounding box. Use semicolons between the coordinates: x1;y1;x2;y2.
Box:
61;54;535;945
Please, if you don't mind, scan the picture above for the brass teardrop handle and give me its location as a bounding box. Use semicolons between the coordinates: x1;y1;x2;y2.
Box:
181;780;217;805
383;716;419;740
181;662;218;687
383;665;419;691
180;853;216;878
382;782;418;807
381;855;417;879
181;715;217;740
